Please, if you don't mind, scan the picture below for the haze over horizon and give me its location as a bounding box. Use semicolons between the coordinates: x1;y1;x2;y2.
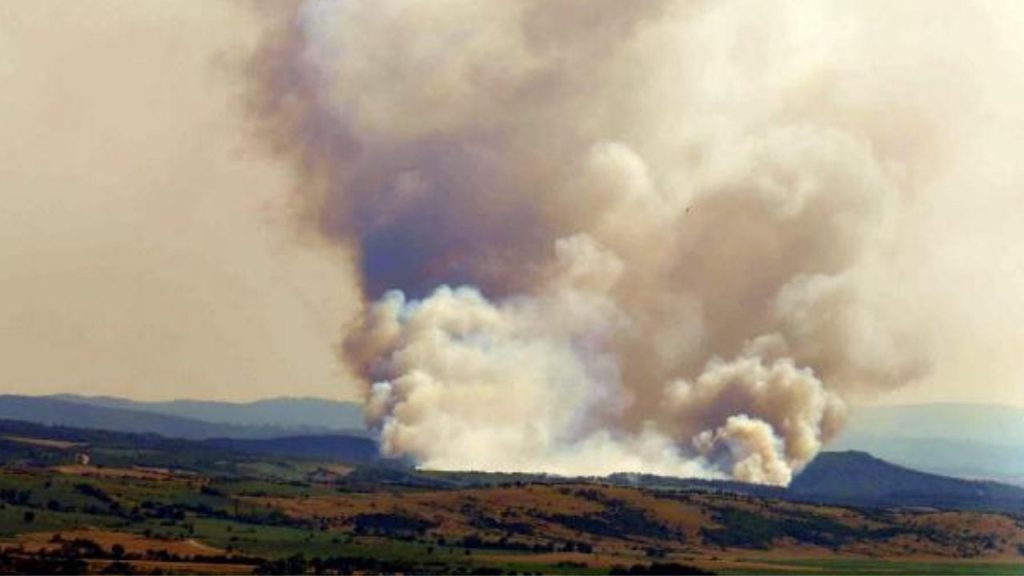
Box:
3;1;1024;484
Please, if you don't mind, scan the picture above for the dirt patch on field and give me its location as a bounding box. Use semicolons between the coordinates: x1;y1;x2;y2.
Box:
51;464;193;481
89;559;257;574
483;550;636;569
4;529;227;558
3;435;83;450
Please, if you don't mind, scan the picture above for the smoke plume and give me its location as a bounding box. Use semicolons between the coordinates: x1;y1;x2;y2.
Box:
247;1;1024;484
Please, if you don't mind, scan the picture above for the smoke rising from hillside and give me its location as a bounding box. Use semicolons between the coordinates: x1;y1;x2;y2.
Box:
249;1;1024;484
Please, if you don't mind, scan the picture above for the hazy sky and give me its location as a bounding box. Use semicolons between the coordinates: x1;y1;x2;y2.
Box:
1;1;1022;409
0;2;361;401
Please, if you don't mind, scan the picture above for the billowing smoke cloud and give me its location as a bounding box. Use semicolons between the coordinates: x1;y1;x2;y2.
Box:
247;1;1023;484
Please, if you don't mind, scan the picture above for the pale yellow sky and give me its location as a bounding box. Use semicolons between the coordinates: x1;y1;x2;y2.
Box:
0;1;361;401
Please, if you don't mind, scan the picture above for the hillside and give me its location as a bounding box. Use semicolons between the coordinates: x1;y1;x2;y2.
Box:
244;481;1024;563
831;435;1024;485
607;452;1024;514
207;435;379;464
0;419;380;478
790;451;1024;512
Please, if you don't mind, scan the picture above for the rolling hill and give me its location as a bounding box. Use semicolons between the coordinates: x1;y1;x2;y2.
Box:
606;451;1024;514
206;434;379;463
790;450;1024;512
0;418;381;477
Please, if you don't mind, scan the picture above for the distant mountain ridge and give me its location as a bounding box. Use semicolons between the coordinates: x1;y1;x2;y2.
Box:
0;394;365;440
0;418;381;476
52;394;366;432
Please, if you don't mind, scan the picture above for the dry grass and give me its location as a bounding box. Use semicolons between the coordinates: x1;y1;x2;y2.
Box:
89;559;256;574
51;464;192;481
245;482;1024;562
4;529;226;557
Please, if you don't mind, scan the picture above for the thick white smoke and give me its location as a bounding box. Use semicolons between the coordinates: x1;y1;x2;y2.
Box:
248;1;1024;484
346;234;844;484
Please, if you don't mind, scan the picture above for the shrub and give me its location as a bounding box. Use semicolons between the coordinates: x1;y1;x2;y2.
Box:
352;513;437;537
